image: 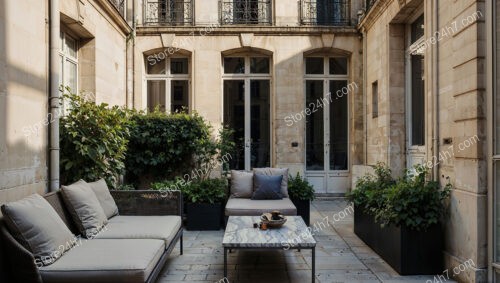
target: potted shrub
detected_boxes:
[183,178,228,230]
[347,163,451,275]
[288,173,315,226]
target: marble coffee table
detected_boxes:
[222,216,316,282]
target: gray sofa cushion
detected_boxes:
[253,167,289,197]
[225,197,297,216]
[61,180,108,238]
[94,215,181,247]
[87,179,119,219]
[251,174,283,200]
[39,239,164,283]
[1,194,76,266]
[230,170,253,198]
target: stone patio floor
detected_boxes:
[158,199,450,283]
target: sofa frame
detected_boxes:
[0,190,183,283]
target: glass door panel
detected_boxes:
[170,80,189,112]
[329,80,348,170]
[147,80,166,112]
[306,80,324,170]
[250,80,270,168]
[224,80,245,170]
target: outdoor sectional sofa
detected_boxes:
[0,182,183,283]
[225,168,297,217]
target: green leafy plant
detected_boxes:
[125,110,213,187]
[182,178,228,204]
[375,165,451,230]
[346,162,395,214]
[347,163,451,231]
[60,90,131,188]
[288,173,315,201]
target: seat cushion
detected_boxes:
[94,216,181,247]
[88,179,119,219]
[1,194,76,266]
[39,239,165,283]
[225,197,297,216]
[61,180,108,238]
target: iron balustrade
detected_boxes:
[144,0,193,25]
[366,0,377,13]
[109,0,126,17]
[219,0,272,25]
[300,0,351,26]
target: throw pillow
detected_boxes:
[252,174,283,200]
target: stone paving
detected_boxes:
[158,199,450,283]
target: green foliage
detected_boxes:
[288,173,315,201]
[181,178,228,204]
[346,162,395,213]
[347,163,451,231]
[125,110,213,184]
[60,91,131,188]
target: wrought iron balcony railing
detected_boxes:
[366,0,377,13]
[219,0,272,25]
[144,0,193,25]
[109,0,126,17]
[300,0,351,26]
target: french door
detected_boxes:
[305,79,349,194]
[223,55,272,171]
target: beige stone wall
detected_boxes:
[360,0,487,281]
[135,13,363,180]
[0,0,49,205]
[0,0,129,207]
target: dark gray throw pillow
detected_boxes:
[252,174,283,200]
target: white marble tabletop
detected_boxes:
[222,216,316,248]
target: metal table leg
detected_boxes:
[224,247,228,279]
[312,247,315,283]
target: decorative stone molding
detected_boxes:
[321,34,335,48]
[161,34,176,48]
[239,33,254,47]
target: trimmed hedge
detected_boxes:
[125,111,213,187]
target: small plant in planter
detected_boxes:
[347,163,452,275]
[288,173,315,226]
[182,178,228,230]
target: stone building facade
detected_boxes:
[1,0,498,281]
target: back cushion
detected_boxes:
[61,180,108,238]
[1,194,76,266]
[230,170,253,198]
[253,167,289,197]
[88,179,119,219]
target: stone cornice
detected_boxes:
[357,0,393,32]
[136,26,360,36]
[94,0,132,35]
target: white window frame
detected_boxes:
[144,55,191,113]
[59,31,79,114]
[222,55,272,170]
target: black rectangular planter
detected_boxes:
[291,199,310,226]
[186,203,222,231]
[354,206,443,275]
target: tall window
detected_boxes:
[220,0,272,25]
[409,15,425,146]
[223,55,271,170]
[304,56,349,171]
[59,31,78,112]
[144,55,190,112]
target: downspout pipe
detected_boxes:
[49,0,61,191]
[432,0,440,181]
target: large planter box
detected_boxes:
[354,206,443,275]
[186,203,222,231]
[291,199,310,226]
